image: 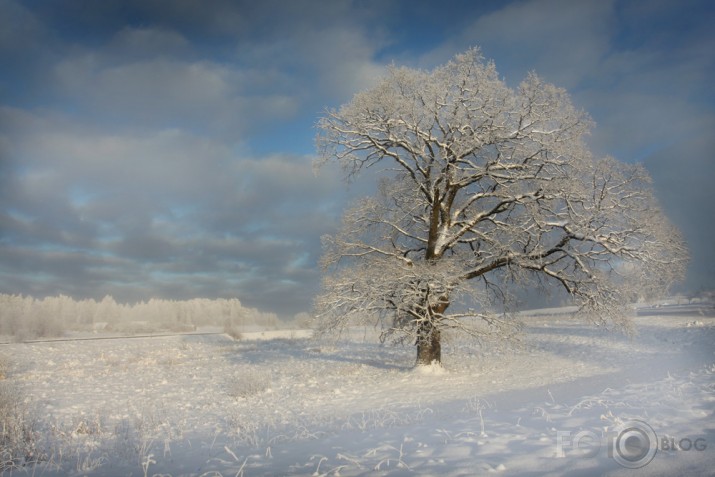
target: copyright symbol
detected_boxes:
[613,420,658,468]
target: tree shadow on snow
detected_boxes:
[188,333,414,371]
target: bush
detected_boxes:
[0,354,7,380]
[0,382,39,470]
[226,371,268,399]
[223,323,243,340]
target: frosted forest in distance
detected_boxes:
[0,294,291,342]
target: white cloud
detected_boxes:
[53,53,301,136]
[0,106,349,314]
[0,0,44,52]
[3,0,713,311]
[43,1,388,135]
[291,26,387,99]
[418,0,615,89]
[234,16,388,103]
[109,26,190,57]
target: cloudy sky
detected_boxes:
[1,0,713,318]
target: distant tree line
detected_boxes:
[0,294,280,341]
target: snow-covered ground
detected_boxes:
[2,309,714,476]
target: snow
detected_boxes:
[413,361,447,376]
[2,308,714,476]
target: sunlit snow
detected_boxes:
[1,303,714,476]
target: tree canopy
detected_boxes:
[314,48,688,365]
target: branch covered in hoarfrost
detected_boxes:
[313,47,688,358]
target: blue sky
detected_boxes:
[1,0,713,318]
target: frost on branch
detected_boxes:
[313,47,688,365]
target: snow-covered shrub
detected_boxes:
[290,312,313,329]
[223,323,243,340]
[227,370,268,399]
[0,354,8,380]
[0,382,39,470]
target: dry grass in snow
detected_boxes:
[0,309,713,476]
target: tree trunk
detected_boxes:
[415,301,447,366]
[416,323,441,366]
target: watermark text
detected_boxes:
[555,420,707,469]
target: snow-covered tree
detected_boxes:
[314,48,688,366]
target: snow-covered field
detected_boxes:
[2,308,714,476]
